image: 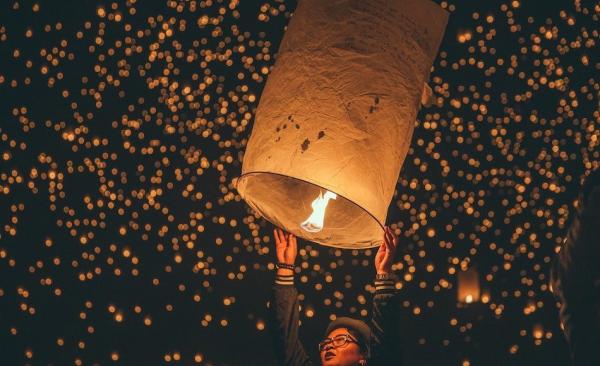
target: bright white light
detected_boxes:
[465,294,473,304]
[300,190,337,233]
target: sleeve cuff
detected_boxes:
[374,273,398,293]
[275,274,294,286]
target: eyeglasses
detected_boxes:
[318,334,358,352]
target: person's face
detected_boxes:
[319,327,364,366]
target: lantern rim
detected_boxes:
[234,170,386,249]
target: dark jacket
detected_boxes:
[550,171,600,366]
[268,272,402,366]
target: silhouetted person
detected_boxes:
[550,169,600,366]
[268,227,402,366]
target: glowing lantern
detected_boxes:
[533,324,544,341]
[234,0,448,248]
[457,268,480,304]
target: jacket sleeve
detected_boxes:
[369,274,403,365]
[267,272,313,366]
[550,182,600,366]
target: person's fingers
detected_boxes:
[278,230,286,247]
[283,232,290,251]
[384,230,392,252]
[383,232,394,268]
[383,248,390,264]
[385,226,392,241]
[374,250,381,268]
[277,228,286,246]
[384,229,392,246]
[276,229,287,251]
[377,241,386,262]
[274,229,285,262]
[388,228,398,251]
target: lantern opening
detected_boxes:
[300,190,337,233]
[234,172,384,249]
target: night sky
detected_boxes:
[0,0,598,365]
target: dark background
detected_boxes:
[0,0,597,365]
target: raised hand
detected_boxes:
[273,228,297,276]
[375,226,398,275]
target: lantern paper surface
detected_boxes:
[234,0,449,248]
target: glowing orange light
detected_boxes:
[300,190,337,233]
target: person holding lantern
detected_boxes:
[550,169,600,366]
[267,227,402,366]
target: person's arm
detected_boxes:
[369,227,403,365]
[267,229,313,366]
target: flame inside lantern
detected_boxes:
[300,190,337,233]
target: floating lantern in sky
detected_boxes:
[458,268,481,304]
[234,0,448,248]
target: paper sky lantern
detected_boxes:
[234,0,448,248]
[457,268,481,304]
